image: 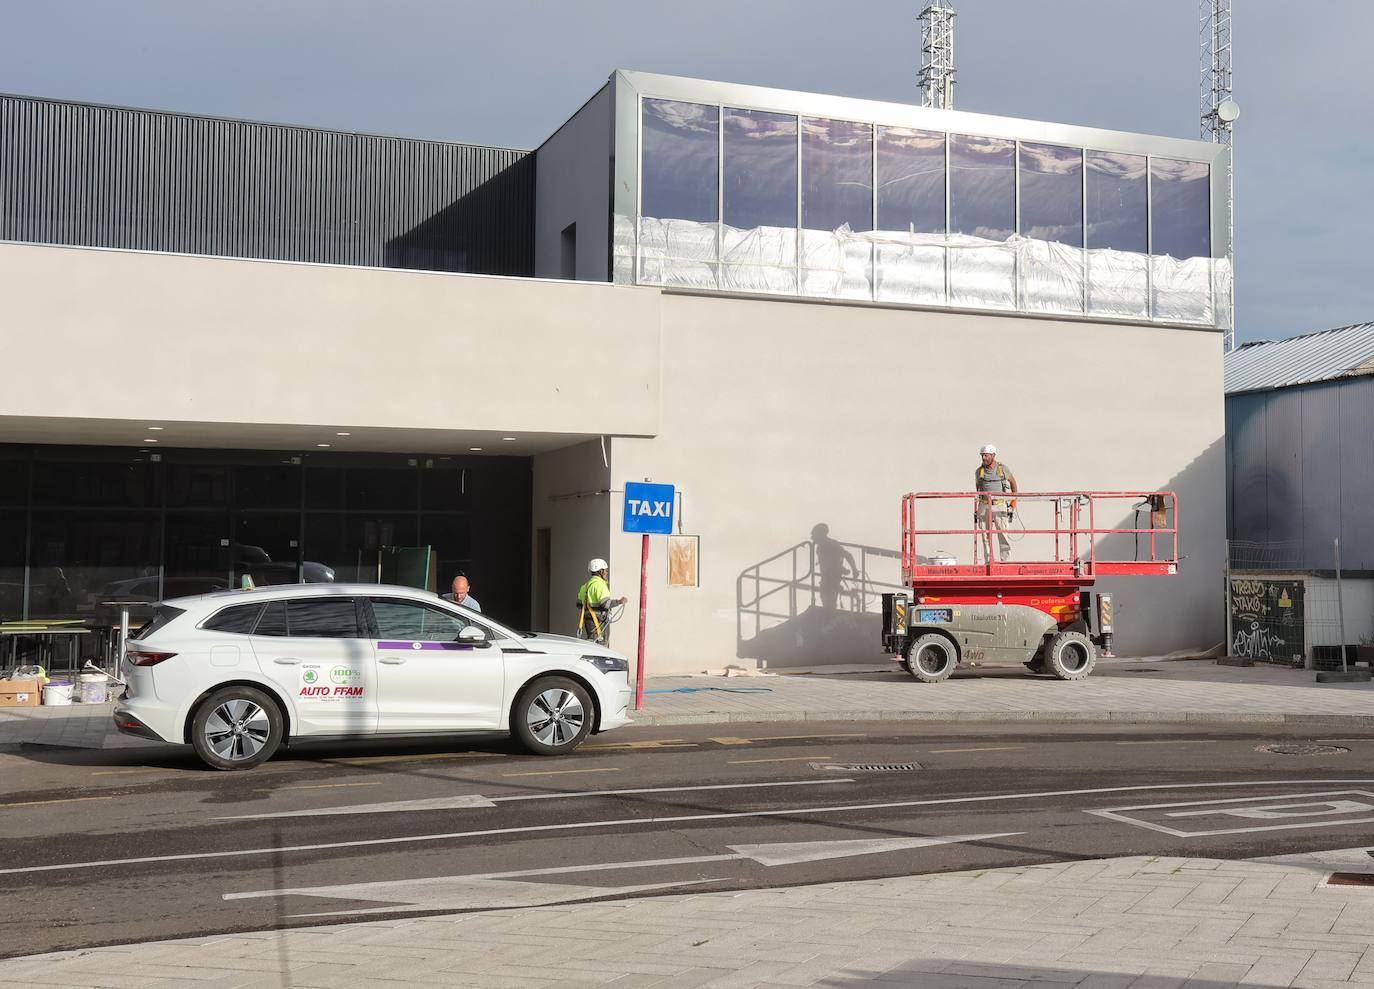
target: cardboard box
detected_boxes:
[0,678,41,708]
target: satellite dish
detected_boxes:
[1217,98,1240,123]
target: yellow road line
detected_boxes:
[1,795,114,809]
[583,740,696,750]
[261,781,386,791]
[1115,740,1217,746]
[91,768,177,776]
[926,746,1025,754]
[336,752,491,766]
[729,755,831,765]
[501,767,622,778]
[714,733,866,745]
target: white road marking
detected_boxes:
[12,779,1374,877]
[216,778,856,821]
[0,795,113,809]
[224,832,1018,913]
[264,782,386,792]
[501,767,621,778]
[927,746,1024,754]
[1114,740,1217,746]
[1087,790,1374,837]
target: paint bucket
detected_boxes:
[42,680,74,706]
[78,673,108,704]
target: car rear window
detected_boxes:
[133,605,185,640]
[201,603,265,635]
[253,598,360,638]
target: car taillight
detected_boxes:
[126,649,177,667]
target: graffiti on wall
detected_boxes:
[1228,577,1304,665]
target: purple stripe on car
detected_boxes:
[377,641,470,651]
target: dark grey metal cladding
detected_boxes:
[0,94,534,276]
[1226,374,1374,572]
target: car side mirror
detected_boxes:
[457,626,489,647]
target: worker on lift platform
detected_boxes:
[975,444,1018,563]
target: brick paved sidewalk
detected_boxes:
[3,846,1373,987]
[2,660,1372,751]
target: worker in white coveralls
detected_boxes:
[577,558,627,645]
[975,444,1018,563]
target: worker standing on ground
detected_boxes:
[577,558,627,645]
[974,444,1018,563]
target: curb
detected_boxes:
[633,710,1374,729]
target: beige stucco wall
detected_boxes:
[606,293,1226,672]
[0,242,659,441]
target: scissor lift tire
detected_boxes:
[1044,629,1096,680]
[906,632,959,683]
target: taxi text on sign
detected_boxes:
[623,482,675,535]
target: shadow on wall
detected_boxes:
[1086,436,1226,655]
[383,157,535,277]
[736,523,906,670]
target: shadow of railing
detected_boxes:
[736,536,905,669]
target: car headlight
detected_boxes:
[582,655,628,673]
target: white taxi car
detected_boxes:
[112,584,632,770]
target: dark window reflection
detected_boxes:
[255,599,288,636]
[285,598,360,638]
[802,117,872,233]
[421,466,472,510]
[167,464,230,508]
[950,134,1014,241]
[642,99,718,223]
[0,508,27,618]
[235,513,304,586]
[305,466,345,509]
[1150,158,1210,259]
[876,126,945,234]
[346,468,418,511]
[723,109,797,230]
[164,513,230,588]
[32,458,158,508]
[0,455,29,506]
[1019,143,1082,246]
[29,510,161,618]
[202,602,265,634]
[1086,151,1147,253]
[236,465,301,510]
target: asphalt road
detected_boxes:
[3,721,1374,958]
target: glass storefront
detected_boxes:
[0,446,532,652]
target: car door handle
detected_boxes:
[379,657,407,665]
[273,658,300,666]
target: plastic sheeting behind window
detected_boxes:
[623,211,1222,329]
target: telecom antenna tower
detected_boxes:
[918,3,956,109]
[1201,0,1238,351]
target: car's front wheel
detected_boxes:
[513,676,594,755]
[190,686,284,770]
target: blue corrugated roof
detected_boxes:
[1224,321,1374,395]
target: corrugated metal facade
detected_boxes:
[1225,374,1374,571]
[0,93,533,276]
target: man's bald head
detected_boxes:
[451,575,471,602]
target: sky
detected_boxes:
[2,0,1370,343]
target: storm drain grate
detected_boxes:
[1256,743,1350,756]
[1327,873,1374,888]
[811,762,921,772]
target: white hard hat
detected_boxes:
[980,444,997,455]
[588,558,609,573]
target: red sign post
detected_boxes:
[622,481,675,712]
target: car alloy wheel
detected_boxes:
[203,698,271,762]
[527,687,586,748]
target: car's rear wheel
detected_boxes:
[190,686,283,770]
[513,676,593,755]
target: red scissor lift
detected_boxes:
[881,491,1179,681]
